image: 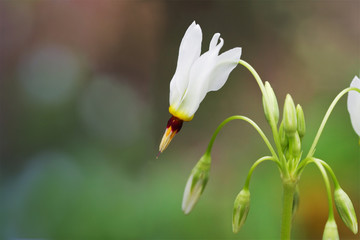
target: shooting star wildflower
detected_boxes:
[159,21,242,153]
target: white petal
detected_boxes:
[182,174,193,213]
[207,47,242,92]
[349,112,360,137]
[209,33,220,50]
[169,21,202,107]
[174,36,224,117]
[176,38,241,117]
[347,76,360,136]
[348,76,360,113]
[182,174,203,214]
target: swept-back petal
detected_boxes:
[173,36,224,117]
[209,33,220,50]
[170,21,202,107]
[207,47,242,92]
[347,76,360,136]
[176,38,240,117]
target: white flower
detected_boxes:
[159,21,241,153]
[169,21,242,121]
[347,76,360,137]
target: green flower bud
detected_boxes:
[263,81,279,124]
[296,104,306,138]
[283,94,297,137]
[334,188,358,234]
[289,131,301,158]
[232,189,250,233]
[279,121,288,151]
[182,153,211,215]
[322,219,339,240]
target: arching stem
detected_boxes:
[238,60,287,177]
[312,158,335,221]
[243,156,277,190]
[306,87,360,159]
[205,115,278,162]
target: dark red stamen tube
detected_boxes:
[167,115,184,133]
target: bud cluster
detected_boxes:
[262,85,306,161]
[280,94,306,160]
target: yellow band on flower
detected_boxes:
[169,105,194,121]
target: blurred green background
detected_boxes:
[0,1,359,239]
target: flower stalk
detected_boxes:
[280,179,297,240]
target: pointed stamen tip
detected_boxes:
[158,115,184,156]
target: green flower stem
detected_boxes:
[244,156,277,190]
[315,158,340,189]
[238,60,267,97]
[306,87,360,159]
[205,116,278,161]
[238,60,287,176]
[280,179,296,240]
[312,158,335,220]
[295,157,311,176]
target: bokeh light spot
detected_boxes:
[18,45,83,105]
[79,75,143,145]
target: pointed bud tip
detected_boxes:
[181,156,211,215]
[232,189,250,233]
[263,81,279,124]
[182,175,204,215]
[283,94,297,137]
[296,104,306,138]
[182,207,191,215]
[334,188,358,234]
